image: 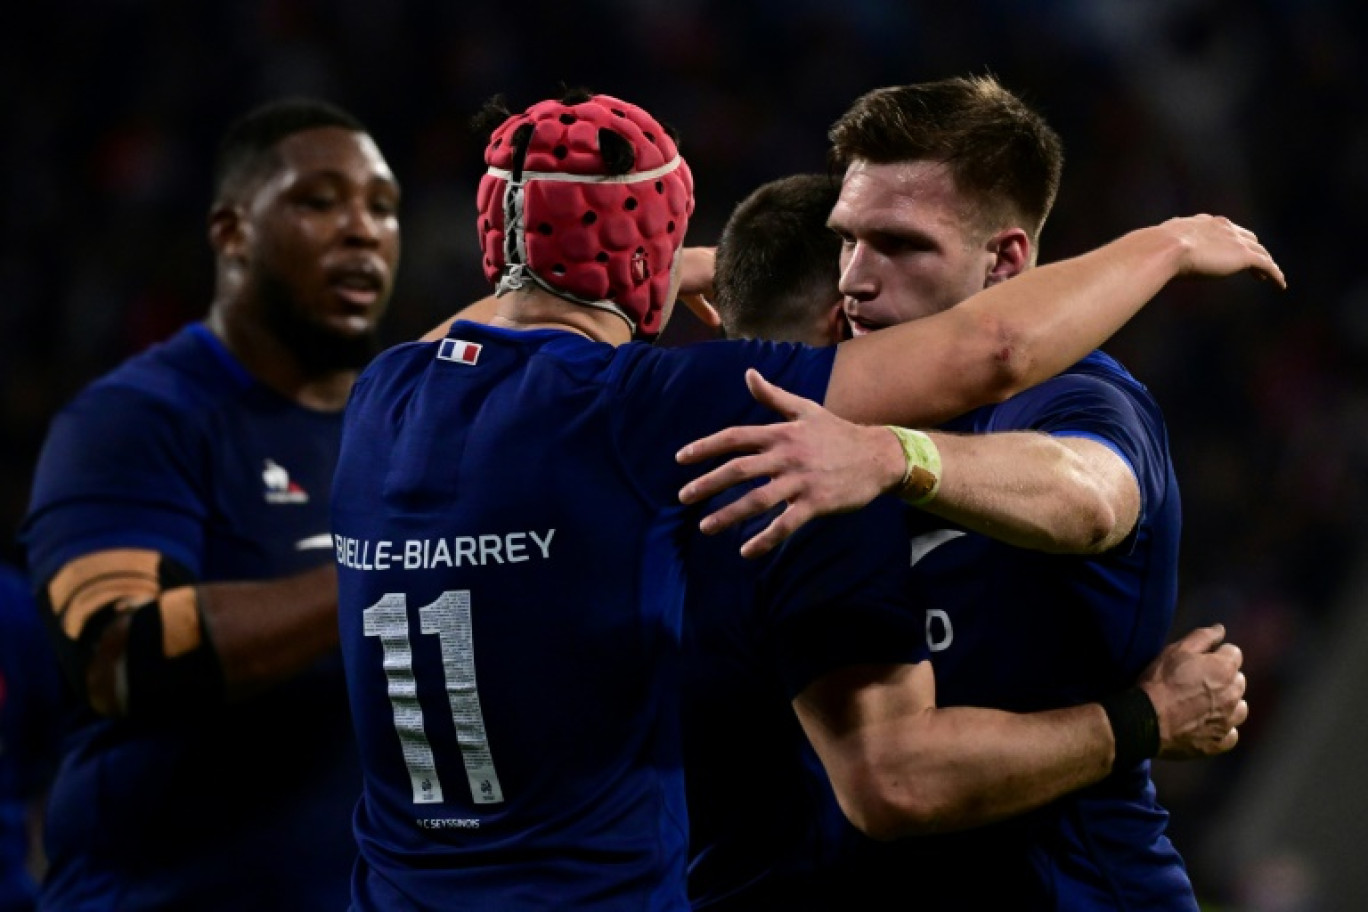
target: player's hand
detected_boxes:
[677,369,905,558]
[1161,215,1287,289]
[1139,623,1248,759]
[675,246,720,330]
[679,246,716,298]
[680,293,721,330]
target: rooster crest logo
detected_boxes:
[262,459,309,504]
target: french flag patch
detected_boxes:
[438,338,482,365]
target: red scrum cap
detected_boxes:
[476,93,695,338]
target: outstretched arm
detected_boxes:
[797,624,1247,840]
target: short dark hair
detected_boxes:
[714,173,842,341]
[828,75,1063,245]
[213,97,367,203]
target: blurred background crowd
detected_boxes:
[2,1,1363,908]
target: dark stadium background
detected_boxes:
[3,2,1363,908]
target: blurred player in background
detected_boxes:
[20,97,400,910]
[682,75,1270,910]
[0,563,63,912]
[332,87,1277,910]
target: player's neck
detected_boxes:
[490,288,632,345]
[205,309,356,411]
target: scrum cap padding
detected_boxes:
[477,94,695,337]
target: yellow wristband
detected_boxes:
[885,426,942,505]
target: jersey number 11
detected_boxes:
[364,591,506,806]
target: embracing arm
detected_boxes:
[42,548,338,718]
[796,625,1247,840]
[796,662,1111,839]
[825,216,1283,426]
[919,432,1138,553]
[681,373,1138,557]
[680,216,1280,557]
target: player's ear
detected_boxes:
[984,228,1031,287]
[820,300,848,346]
[208,204,249,264]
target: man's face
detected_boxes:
[829,159,993,335]
[241,126,401,369]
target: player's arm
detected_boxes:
[40,548,338,718]
[679,216,1279,555]
[824,215,1283,426]
[917,432,1137,553]
[681,372,1138,557]
[795,625,1247,840]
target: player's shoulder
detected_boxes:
[947,350,1164,439]
[1067,352,1168,425]
[352,326,622,411]
[416,326,693,399]
[608,337,831,401]
[1021,350,1159,409]
[353,338,436,389]
[74,323,249,419]
[1069,350,1144,388]
[632,336,809,368]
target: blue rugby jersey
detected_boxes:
[332,321,836,911]
[682,492,925,911]
[872,350,1192,911]
[21,323,361,911]
[0,564,64,912]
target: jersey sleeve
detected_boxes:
[608,338,838,508]
[755,496,927,698]
[21,383,209,584]
[978,372,1170,528]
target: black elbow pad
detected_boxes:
[39,596,118,703]
[39,556,223,718]
[122,596,225,717]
